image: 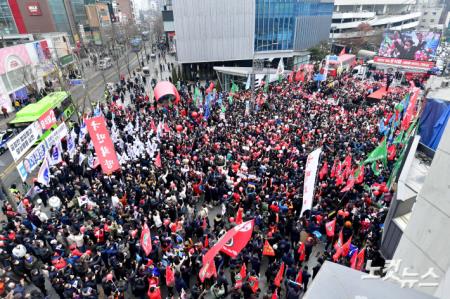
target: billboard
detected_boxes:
[378,31,441,62]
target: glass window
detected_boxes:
[0,0,17,34]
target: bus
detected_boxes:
[8,91,75,128]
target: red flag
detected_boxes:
[334,230,343,252]
[198,260,217,282]
[343,155,352,178]
[330,159,337,178]
[342,236,353,257]
[140,223,152,256]
[166,266,175,287]
[248,275,259,293]
[401,89,419,130]
[356,164,365,184]
[325,219,336,237]
[388,144,396,161]
[298,242,306,262]
[234,263,247,288]
[339,47,346,56]
[288,71,294,83]
[271,289,278,299]
[263,240,276,256]
[235,207,244,225]
[319,161,328,180]
[274,262,285,287]
[299,71,305,82]
[295,269,303,285]
[154,152,162,168]
[333,247,342,261]
[335,172,344,186]
[295,70,302,82]
[355,247,366,271]
[203,220,254,264]
[150,119,157,133]
[204,234,209,248]
[350,249,358,269]
[340,171,355,193]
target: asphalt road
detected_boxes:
[0,45,157,195]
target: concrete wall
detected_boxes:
[392,121,450,297]
[173,0,255,63]
[16,0,56,33]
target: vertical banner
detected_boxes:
[300,148,322,216]
[38,109,57,130]
[85,116,120,174]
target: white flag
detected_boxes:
[37,157,50,186]
[49,142,62,166]
[276,58,284,77]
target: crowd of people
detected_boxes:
[0,54,417,299]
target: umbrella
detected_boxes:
[48,196,61,209]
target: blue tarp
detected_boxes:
[418,98,450,150]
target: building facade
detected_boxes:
[0,0,18,34]
[173,0,333,79]
[330,0,421,41]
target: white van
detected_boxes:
[98,57,112,70]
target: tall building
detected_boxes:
[418,0,447,30]
[330,0,421,42]
[173,0,334,79]
[116,0,135,23]
[3,0,85,44]
[0,0,18,34]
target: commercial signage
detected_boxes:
[16,122,68,181]
[7,121,42,162]
[38,109,57,130]
[300,147,322,216]
[26,2,42,16]
[59,54,74,66]
[85,116,120,174]
[374,56,435,69]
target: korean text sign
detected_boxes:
[16,122,68,181]
[38,109,57,130]
[7,121,42,161]
[85,116,120,174]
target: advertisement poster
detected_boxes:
[378,30,441,61]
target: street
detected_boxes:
[0,45,174,196]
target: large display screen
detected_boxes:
[378,31,441,62]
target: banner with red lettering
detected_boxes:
[300,148,322,216]
[202,220,254,264]
[374,56,435,69]
[85,116,120,174]
[38,109,57,130]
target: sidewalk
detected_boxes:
[0,111,16,131]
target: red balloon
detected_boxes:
[229,217,235,223]
[192,111,198,118]
[321,183,327,188]
[176,125,183,132]
[163,219,170,226]
[23,198,30,206]
[193,156,198,161]
[373,190,380,196]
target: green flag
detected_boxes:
[230,81,239,93]
[221,104,226,113]
[228,95,233,105]
[264,82,269,93]
[371,162,381,176]
[364,139,387,166]
[194,87,201,106]
[393,131,404,144]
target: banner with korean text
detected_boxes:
[85,116,120,174]
[300,147,322,216]
[7,121,42,161]
[16,122,67,181]
[38,109,57,130]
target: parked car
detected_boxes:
[0,129,14,155]
[98,57,113,70]
[142,66,151,76]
